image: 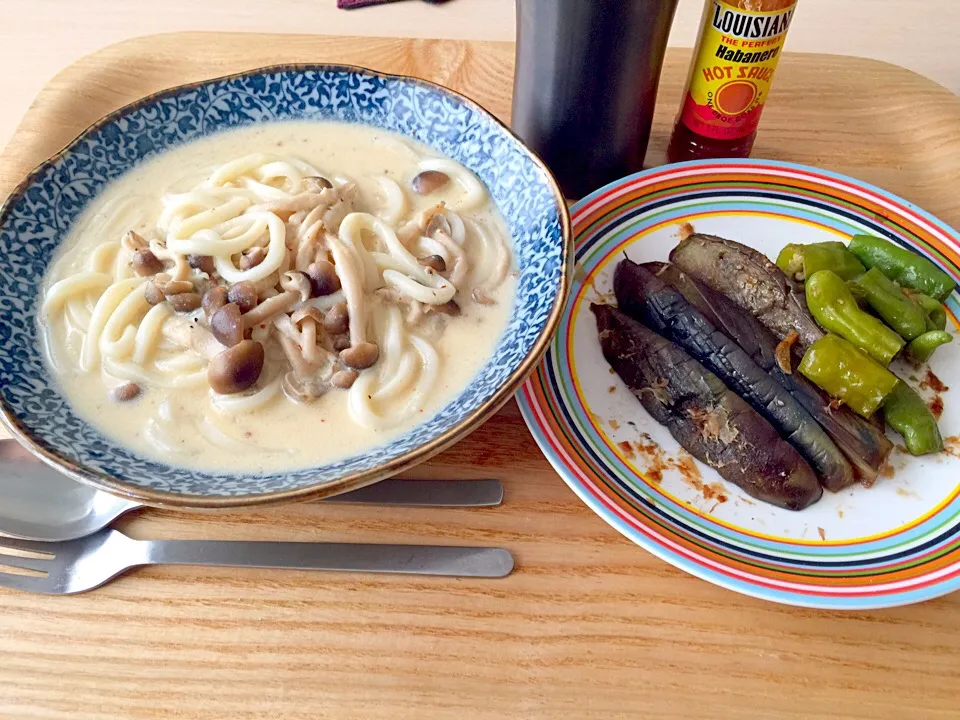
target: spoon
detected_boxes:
[0,439,503,542]
[0,440,139,542]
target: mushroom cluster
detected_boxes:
[112,161,487,410]
[118,175,389,403]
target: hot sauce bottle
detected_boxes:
[667,0,798,163]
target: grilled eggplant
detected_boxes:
[670,233,824,348]
[614,259,855,492]
[647,261,893,483]
[592,303,822,510]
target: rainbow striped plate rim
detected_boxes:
[517,159,960,609]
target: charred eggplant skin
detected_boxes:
[614,259,855,492]
[670,233,824,348]
[592,303,822,511]
[646,261,893,482]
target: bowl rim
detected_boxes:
[0,61,573,509]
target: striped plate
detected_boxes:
[518,159,960,609]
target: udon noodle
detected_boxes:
[40,122,516,471]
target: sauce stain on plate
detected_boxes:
[921,369,950,394]
[944,436,960,459]
[676,222,696,241]
[629,433,726,505]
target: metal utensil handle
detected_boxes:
[327,479,503,507]
[144,540,514,577]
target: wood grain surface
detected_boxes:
[2,33,960,720]
[2,0,959,151]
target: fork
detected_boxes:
[0,530,515,594]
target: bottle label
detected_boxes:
[679,0,797,140]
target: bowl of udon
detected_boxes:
[0,64,571,507]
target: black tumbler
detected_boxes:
[511,0,680,199]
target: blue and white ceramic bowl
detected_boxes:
[0,65,572,508]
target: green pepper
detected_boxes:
[776,242,866,281]
[799,334,899,418]
[850,268,928,340]
[909,291,948,331]
[776,244,805,279]
[806,270,905,365]
[883,381,943,455]
[906,330,953,364]
[848,234,957,302]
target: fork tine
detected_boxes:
[0,535,57,575]
[0,553,53,573]
[0,571,52,594]
[0,534,59,554]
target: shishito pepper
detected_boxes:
[799,334,899,418]
[906,330,953,364]
[776,244,804,278]
[806,270,905,365]
[850,268,928,340]
[909,290,948,331]
[776,242,866,282]
[848,234,957,302]
[883,381,943,456]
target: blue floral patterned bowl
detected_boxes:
[0,65,571,508]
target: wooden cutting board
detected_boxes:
[2,33,960,720]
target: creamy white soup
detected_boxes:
[40,121,516,472]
